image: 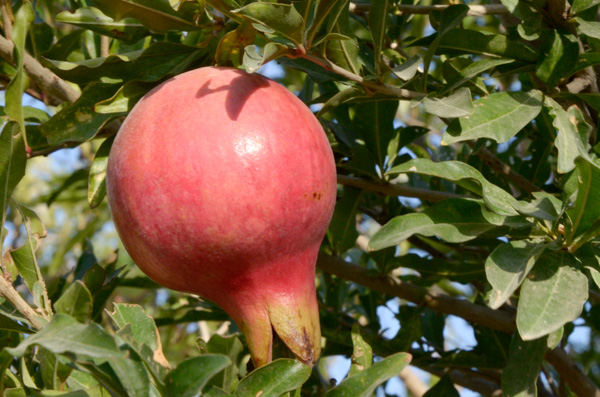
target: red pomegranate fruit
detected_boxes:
[106,67,337,367]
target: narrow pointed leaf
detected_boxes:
[326,353,411,397]
[56,7,150,43]
[0,122,26,244]
[88,136,115,208]
[328,187,362,254]
[94,0,203,32]
[545,97,591,174]
[369,198,530,250]
[422,5,469,87]
[368,0,389,74]
[566,158,600,242]
[5,3,35,141]
[387,159,519,216]
[348,324,373,377]
[411,30,538,62]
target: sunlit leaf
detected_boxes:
[516,251,588,340]
[442,91,543,145]
[326,353,411,397]
[57,7,150,43]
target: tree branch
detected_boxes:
[301,53,424,100]
[337,175,464,202]
[349,2,510,16]
[467,142,542,193]
[0,274,42,331]
[0,33,80,104]
[316,253,600,397]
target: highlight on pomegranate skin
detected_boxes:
[106,67,337,368]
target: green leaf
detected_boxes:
[348,324,373,377]
[0,312,33,333]
[108,331,152,397]
[234,359,311,397]
[40,83,122,146]
[369,198,530,250]
[368,0,389,74]
[56,7,150,43]
[215,20,256,67]
[423,374,459,397]
[500,0,519,13]
[205,334,244,392]
[54,280,93,323]
[39,348,73,390]
[485,240,547,310]
[5,2,34,144]
[109,303,170,370]
[88,136,115,208]
[422,5,469,89]
[95,80,158,114]
[574,17,600,40]
[316,87,369,117]
[0,122,26,245]
[326,353,411,397]
[388,158,520,216]
[571,0,600,14]
[423,88,474,118]
[355,100,399,171]
[411,30,538,63]
[516,251,588,340]
[387,254,485,283]
[566,158,600,243]
[545,97,591,174]
[242,43,290,73]
[392,55,421,81]
[94,0,204,33]
[6,314,124,360]
[10,203,48,311]
[234,3,304,46]
[44,42,204,84]
[517,3,541,41]
[205,387,233,397]
[328,187,362,254]
[535,31,578,87]
[501,334,547,397]
[440,58,514,95]
[166,354,231,397]
[442,91,543,145]
[108,303,163,353]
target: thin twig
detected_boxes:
[0,33,80,104]
[316,253,600,397]
[467,142,542,193]
[1,0,13,40]
[349,2,510,16]
[399,367,428,397]
[0,274,42,331]
[338,175,464,202]
[302,53,424,100]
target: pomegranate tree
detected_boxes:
[106,67,336,367]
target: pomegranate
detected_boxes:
[106,67,336,367]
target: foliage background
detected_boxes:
[1,0,600,395]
